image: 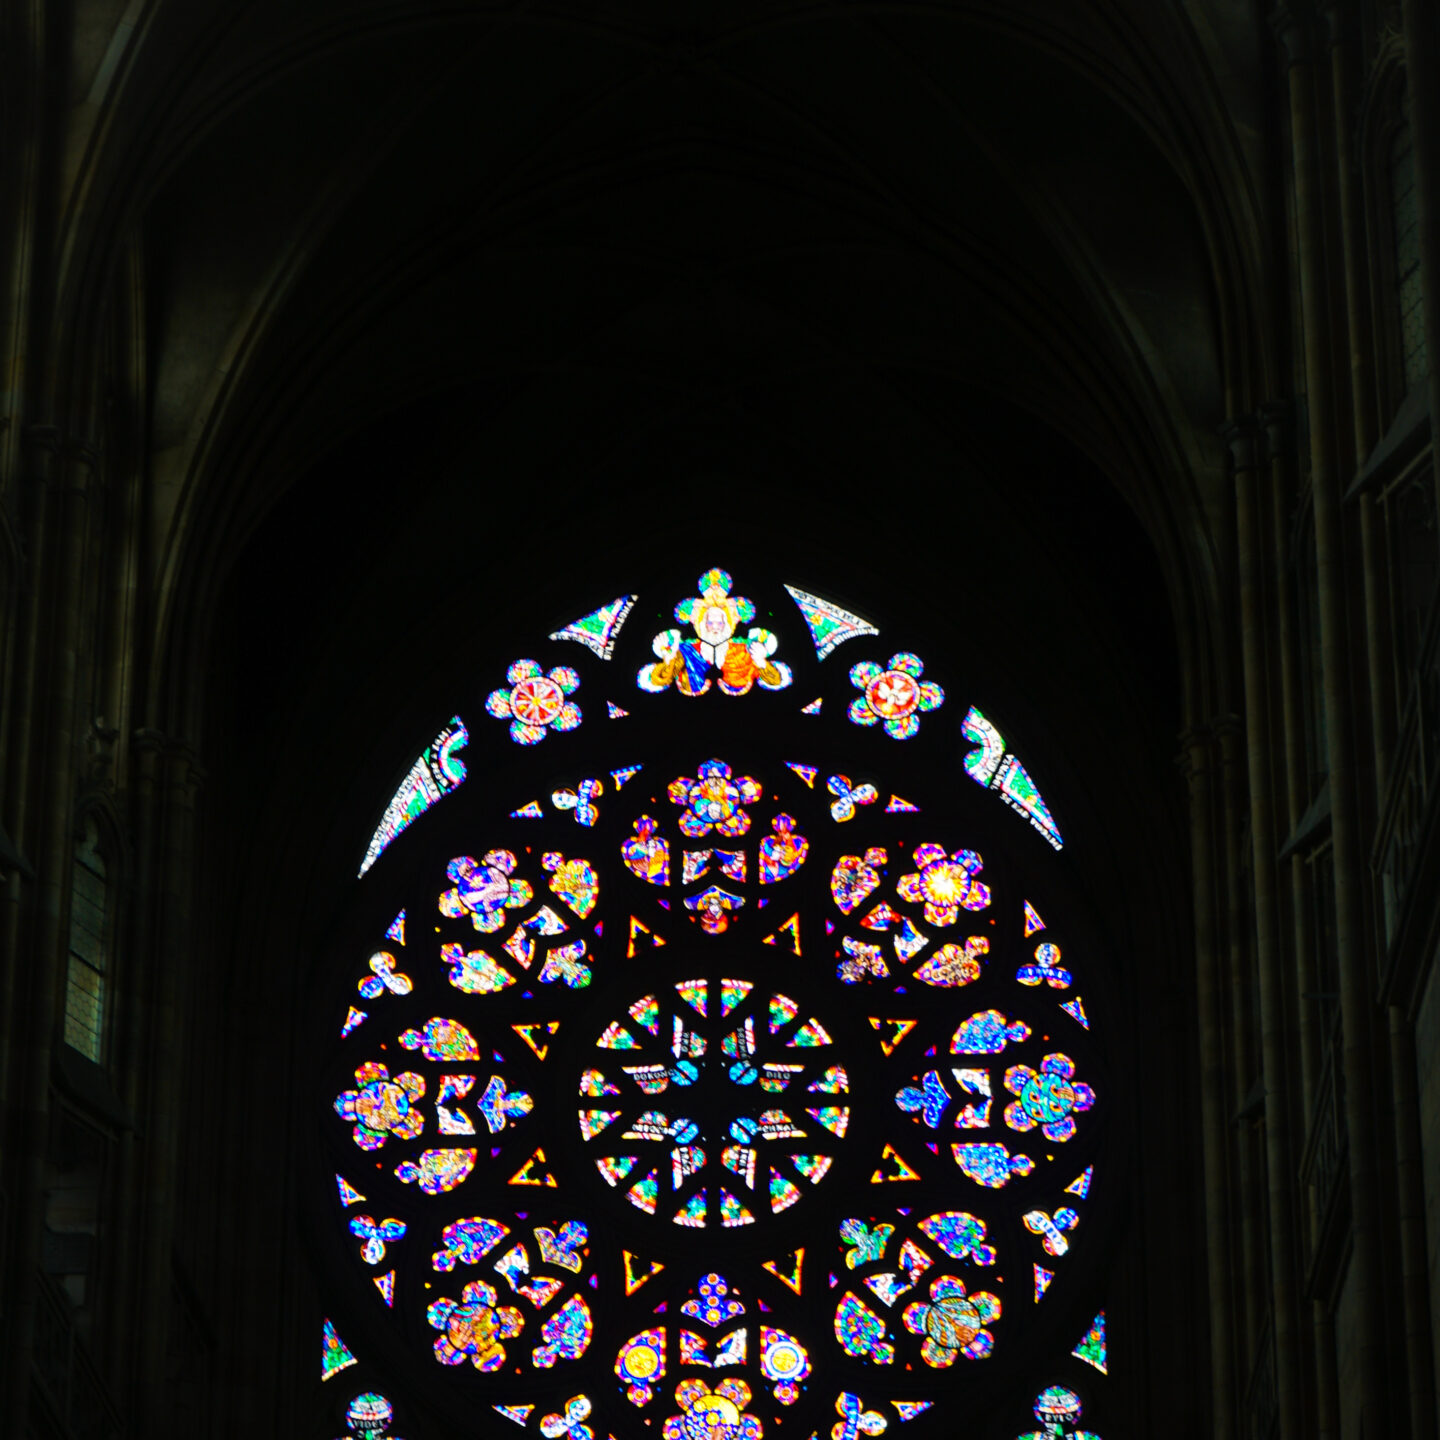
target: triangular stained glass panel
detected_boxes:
[512,1022,559,1061]
[597,1021,639,1050]
[754,1244,800,1301]
[762,1248,804,1294]
[628,916,666,958]
[719,1189,756,1227]
[769,995,799,1033]
[674,1191,707,1227]
[891,1402,933,1422]
[784,584,879,660]
[321,1318,357,1380]
[549,594,637,659]
[628,995,661,1034]
[579,1109,622,1141]
[868,1017,916,1056]
[787,1018,832,1048]
[870,1144,922,1183]
[1072,1311,1107,1373]
[769,1173,802,1213]
[624,1250,665,1295]
[510,1148,558,1187]
[720,979,753,1016]
[596,1156,637,1187]
[676,980,708,1017]
[761,913,801,955]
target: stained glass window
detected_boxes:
[318,573,1110,1437]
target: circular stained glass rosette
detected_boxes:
[320,576,1108,1439]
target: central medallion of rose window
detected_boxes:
[577,978,849,1227]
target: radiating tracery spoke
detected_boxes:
[579,980,849,1228]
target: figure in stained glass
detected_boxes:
[640,570,792,697]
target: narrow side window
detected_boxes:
[1390,106,1427,391]
[64,816,109,1063]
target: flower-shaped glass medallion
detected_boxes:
[488,659,582,744]
[847,653,944,738]
[902,1276,1002,1366]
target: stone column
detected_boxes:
[1399,0,1440,516]
[1324,1,1394,791]
[1394,5,1440,1424]
[1181,725,1238,1440]
[1224,414,1305,1438]
[134,738,203,1427]
[1387,1004,1439,1440]
[104,728,164,1406]
[1216,712,1264,1357]
[1263,399,1340,1439]
[1273,4,1391,1432]
[1261,403,1322,1114]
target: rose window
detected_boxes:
[316,573,1112,1440]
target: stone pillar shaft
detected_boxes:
[1387,1001,1439,1440]
[1399,0,1440,519]
[1219,714,1265,1356]
[1275,5,1392,1432]
[133,742,200,1425]
[1227,415,1306,1438]
[1262,405,1323,1116]
[1184,727,1238,1439]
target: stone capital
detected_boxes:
[1270,1,1320,67]
[1221,416,1264,473]
[21,425,100,495]
[1213,715,1247,766]
[1258,400,1292,462]
[1318,0,1349,49]
[1177,724,1218,780]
